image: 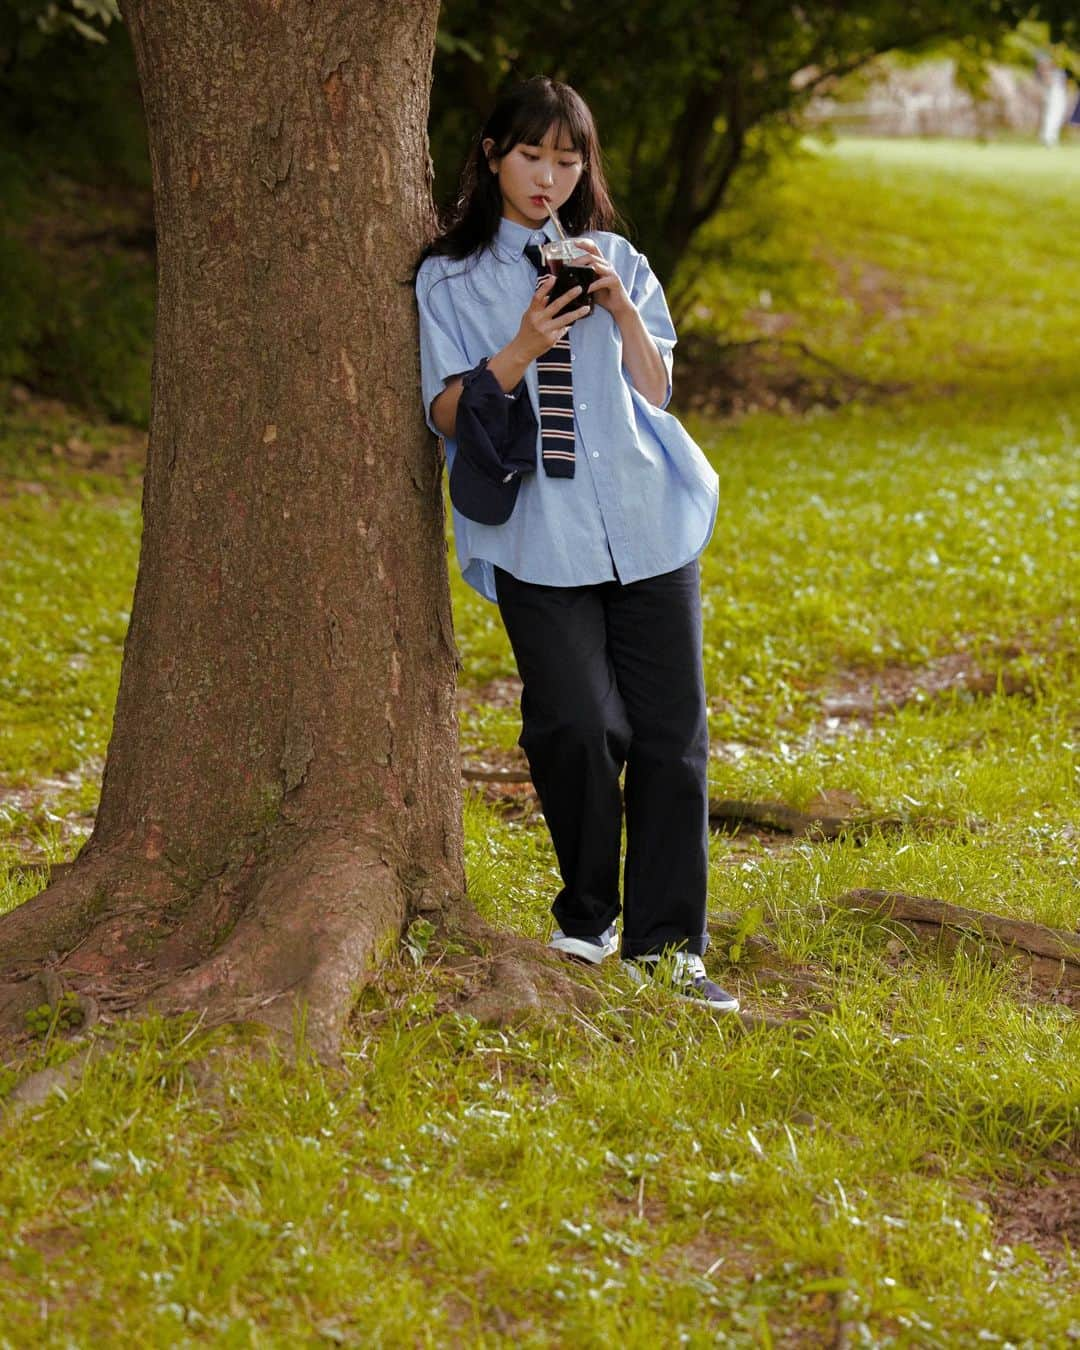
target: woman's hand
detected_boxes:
[571,240,631,317]
[511,275,591,363]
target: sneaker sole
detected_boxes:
[670,988,740,1013]
[548,935,619,964]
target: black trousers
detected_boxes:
[494,561,709,958]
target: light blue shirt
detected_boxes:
[416,216,718,602]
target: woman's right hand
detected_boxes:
[436,277,591,427]
[512,276,592,361]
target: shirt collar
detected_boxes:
[496,215,560,259]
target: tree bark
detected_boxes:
[0,0,463,1057]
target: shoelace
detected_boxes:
[673,953,707,982]
[638,952,707,982]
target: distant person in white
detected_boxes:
[1038,53,1069,147]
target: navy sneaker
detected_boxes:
[548,923,619,964]
[624,951,740,1012]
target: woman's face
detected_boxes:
[484,124,584,228]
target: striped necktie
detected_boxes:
[524,243,575,479]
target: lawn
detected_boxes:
[1,140,1078,1346]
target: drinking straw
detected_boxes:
[546,201,569,243]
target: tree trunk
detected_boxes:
[0,0,464,1058]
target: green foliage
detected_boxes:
[0,14,146,189]
[402,917,436,967]
[24,992,83,1039]
[0,226,46,386]
[432,1,1080,281]
[0,233,155,424]
[0,14,152,421]
[38,251,154,425]
[17,0,120,46]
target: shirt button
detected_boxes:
[578,402,587,411]
[592,451,600,458]
[570,354,577,362]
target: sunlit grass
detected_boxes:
[0,966,1075,1343]
[2,139,1079,1341]
[683,137,1080,394]
[0,405,140,783]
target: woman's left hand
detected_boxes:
[571,240,631,317]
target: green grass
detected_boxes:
[2,139,1080,1344]
[0,404,141,788]
[682,138,1080,393]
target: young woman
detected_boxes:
[416,77,737,1011]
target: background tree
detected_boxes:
[0,0,150,418]
[431,0,1080,290]
[4,2,1078,417]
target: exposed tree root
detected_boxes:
[833,888,1080,991]
[432,910,605,1027]
[461,766,532,785]
[0,839,622,1079]
[2,835,813,1091]
[139,834,412,1058]
[0,832,431,1064]
[0,846,187,973]
[462,776,905,844]
[3,1038,118,1120]
[708,797,902,841]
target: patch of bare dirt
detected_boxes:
[4,384,147,482]
[0,760,101,876]
[827,255,912,322]
[982,1164,1080,1269]
[819,649,1036,724]
[42,432,146,478]
[458,675,522,713]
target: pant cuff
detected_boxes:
[621,931,707,959]
[552,902,621,938]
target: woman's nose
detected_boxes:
[537,164,554,186]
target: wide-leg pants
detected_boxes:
[493,560,709,958]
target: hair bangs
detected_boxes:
[494,90,592,161]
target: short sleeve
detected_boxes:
[416,258,472,435]
[627,250,676,410]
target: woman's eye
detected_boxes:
[522,152,539,161]
[560,161,580,169]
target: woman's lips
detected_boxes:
[530,195,548,206]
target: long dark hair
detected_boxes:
[417,78,617,270]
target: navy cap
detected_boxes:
[450,361,537,526]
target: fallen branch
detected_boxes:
[708,799,900,841]
[712,335,898,392]
[462,767,532,784]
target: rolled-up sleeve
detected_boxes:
[627,250,676,410]
[416,258,472,435]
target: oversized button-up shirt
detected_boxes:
[416,216,718,602]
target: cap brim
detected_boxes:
[449,453,522,526]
